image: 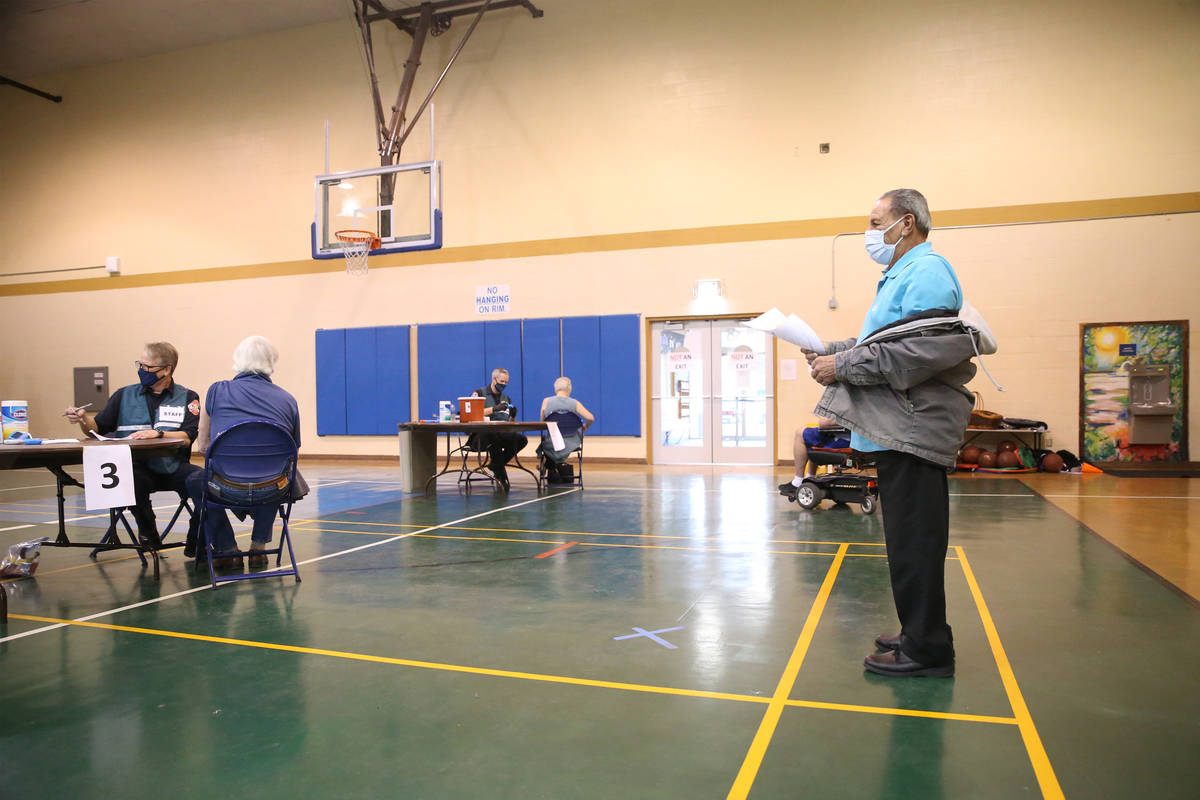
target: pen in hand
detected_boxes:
[63,403,93,416]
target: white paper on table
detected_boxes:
[744,308,826,353]
[40,438,81,444]
[89,430,115,440]
[545,421,566,452]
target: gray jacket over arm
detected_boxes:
[814,310,995,469]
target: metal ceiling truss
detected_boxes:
[351,0,544,166]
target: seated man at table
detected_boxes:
[538,376,594,482]
[471,367,526,491]
[64,342,210,549]
[187,335,301,569]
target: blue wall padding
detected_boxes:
[484,320,524,417]
[562,316,603,435]
[521,317,561,421]
[315,329,347,436]
[374,325,411,434]
[318,314,640,436]
[600,314,642,436]
[345,327,379,435]
[417,322,486,422]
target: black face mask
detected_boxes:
[494,383,507,393]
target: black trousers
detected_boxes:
[478,432,526,469]
[874,450,955,666]
[129,460,201,546]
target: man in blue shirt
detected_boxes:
[807,188,966,678]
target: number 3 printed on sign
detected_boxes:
[82,444,136,510]
[101,462,120,489]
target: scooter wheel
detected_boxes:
[860,494,877,515]
[797,482,824,510]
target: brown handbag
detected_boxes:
[969,391,1003,428]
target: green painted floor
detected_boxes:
[1,465,1197,799]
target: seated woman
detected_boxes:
[538,377,595,481]
[187,336,302,569]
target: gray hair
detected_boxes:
[491,367,510,381]
[232,335,279,375]
[554,376,572,394]
[880,188,932,236]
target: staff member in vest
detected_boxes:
[187,335,301,569]
[471,367,526,491]
[65,342,202,549]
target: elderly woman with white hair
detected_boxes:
[188,335,301,569]
[538,376,594,482]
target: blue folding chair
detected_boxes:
[538,410,585,488]
[197,420,301,588]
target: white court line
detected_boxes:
[0,483,61,492]
[0,488,582,644]
[1038,494,1199,500]
[0,524,36,533]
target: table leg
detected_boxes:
[47,465,82,545]
[399,429,439,493]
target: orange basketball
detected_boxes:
[997,440,1018,453]
[996,451,1020,468]
[1041,453,1065,472]
[977,450,997,468]
[960,445,981,464]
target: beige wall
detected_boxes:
[2,0,1198,460]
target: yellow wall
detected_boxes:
[2,0,1198,460]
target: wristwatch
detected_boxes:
[156,429,164,438]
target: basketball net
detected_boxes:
[335,230,380,276]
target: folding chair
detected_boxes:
[196,420,301,588]
[90,494,192,579]
[538,410,585,488]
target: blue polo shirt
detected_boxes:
[206,372,301,445]
[850,241,963,453]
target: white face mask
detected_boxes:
[863,216,906,266]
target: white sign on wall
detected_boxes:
[475,284,511,315]
[82,444,135,510]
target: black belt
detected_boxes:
[213,473,289,491]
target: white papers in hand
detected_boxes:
[545,421,566,452]
[744,308,826,353]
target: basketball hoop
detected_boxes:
[335,229,380,276]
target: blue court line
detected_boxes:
[614,626,685,649]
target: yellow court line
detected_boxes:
[8,612,765,705]
[7,611,1018,730]
[956,545,1064,799]
[296,517,884,548]
[783,698,1017,726]
[727,542,850,800]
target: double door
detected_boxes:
[650,318,774,465]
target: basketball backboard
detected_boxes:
[312,160,442,260]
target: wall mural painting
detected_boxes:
[1080,321,1189,463]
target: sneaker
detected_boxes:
[778,481,798,501]
[248,552,269,569]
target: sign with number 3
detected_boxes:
[82,444,136,510]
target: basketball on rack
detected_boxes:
[977,450,997,468]
[960,445,981,464]
[996,451,1020,468]
[997,440,1017,453]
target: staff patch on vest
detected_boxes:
[159,405,185,424]
[187,400,200,415]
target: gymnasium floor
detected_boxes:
[1,461,1197,799]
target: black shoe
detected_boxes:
[138,532,163,550]
[874,632,902,651]
[778,481,798,501]
[863,650,954,678]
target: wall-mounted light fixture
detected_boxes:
[691,278,728,314]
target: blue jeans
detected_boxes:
[187,471,287,553]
